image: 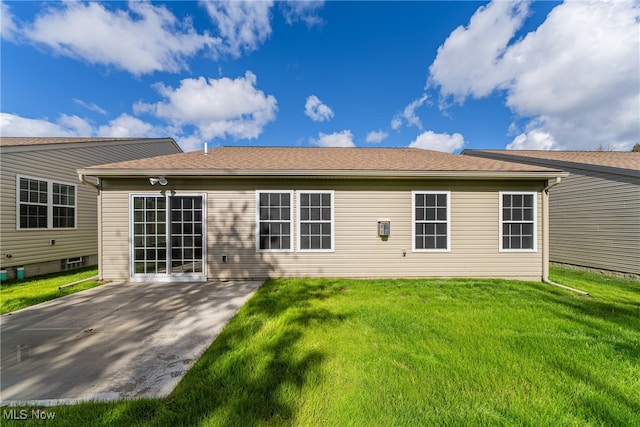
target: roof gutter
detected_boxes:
[77,169,568,180]
[78,173,99,190]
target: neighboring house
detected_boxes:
[0,137,183,279]
[78,146,566,283]
[463,150,640,277]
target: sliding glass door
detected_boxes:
[130,194,205,281]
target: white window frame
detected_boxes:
[16,174,77,230]
[411,191,451,252]
[297,190,335,252]
[255,190,294,252]
[499,191,537,252]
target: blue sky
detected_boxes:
[1,1,638,152]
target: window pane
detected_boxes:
[301,223,310,235]
[523,207,533,221]
[436,207,447,221]
[503,195,511,208]
[523,195,533,208]
[426,194,435,207]
[321,223,331,235]
[321,193,330,206]
[310,207,321,220]
[258,192,292,250]
[512,208,522,221]
[260,207,269,220]
[300,236,310,249]
[270,207,280,220]
[436,236,447,249]
[416,207,424,221]
[426,208,436,221]
[310,193,321,206]
[436,194,446,206]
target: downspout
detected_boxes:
[541,177,589,296]
[79,174,103,280]
[79,173,99,190]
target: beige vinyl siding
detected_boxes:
[0,140,180,271]
[99,178,544,281]
[549,170,640,275]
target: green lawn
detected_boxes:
[4,267,640,426]
[0,267,100,314]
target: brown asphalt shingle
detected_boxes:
[81,146,561,173]
[470,150,640,171]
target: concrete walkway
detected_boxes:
[0,280,263,406]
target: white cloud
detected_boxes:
[391,94,429,130]
[135,71,277,141]
[73,99,107,115]
[1,2,18,41]
[311,130,355,147]
[0,112,91,137]
[507,128,558,151]
[97,114,157,138]
[201,0,273,58]
[304,95,334,122]
[365,130,388,144]
[22,1,217,75]
[408,131,465,153]
[429,0,640,150]
[280,1,324,27]
[428,1,530,100]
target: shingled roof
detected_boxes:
[79,146,565,179]
[464,150,640,176]
[0,137,149,147]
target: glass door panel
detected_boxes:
[132,196,167,275]
[131,194,205,281]
[170,196,203,274]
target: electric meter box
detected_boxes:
[378,220,390,237]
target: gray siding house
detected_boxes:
[463,150,640,277]
[0,137,182,278]
[78,147,566,283]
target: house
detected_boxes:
[463,150,640,277]
[0,137,183,279]
[77,146,568,282]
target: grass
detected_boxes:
[0,267,101,314]
[3,267,639,426]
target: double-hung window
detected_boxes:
[17,175,76,229]
[412,191,450,251]
[298,191,334,251]
[500,192,536,251]
[256,191,293,251]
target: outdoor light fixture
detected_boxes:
[149,176,168,186]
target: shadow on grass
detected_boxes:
[150,278,347,426]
